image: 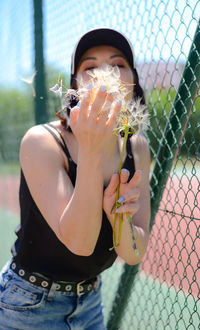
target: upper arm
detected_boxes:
[20,125,74,240]
[131,134,151,233]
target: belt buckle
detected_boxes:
[76,280,85,296]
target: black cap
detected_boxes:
[71,28,135,76]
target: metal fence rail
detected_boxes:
[0,1,199,329]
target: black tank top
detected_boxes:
[12,124,135,282]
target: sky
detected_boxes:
[0,0,199,87]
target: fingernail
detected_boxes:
[77,101,81,107]
[118,100,122,107]
[118,196,125,203]
[115,209,118,213]
[122,168,129,173]
[137,170,142,174]
[101,85,106,92]
[88,82,93,90]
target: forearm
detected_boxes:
[109,214,149,264]
[59,149,104,256]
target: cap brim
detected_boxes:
[71,28,134,75]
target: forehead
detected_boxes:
[80,45,126,60]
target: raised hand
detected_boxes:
[70,84,121,155]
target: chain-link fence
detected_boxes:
[0,0,199,329]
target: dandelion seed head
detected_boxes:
[50,64,149,135]
[76,64,130,103]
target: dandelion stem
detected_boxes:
[118,127,129,176]
[112,127,129,248]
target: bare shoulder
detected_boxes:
[21,124,52,149]
[131,133,150,152]
[130,133,151,169]
[20,124,63,169]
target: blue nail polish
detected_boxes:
[137,170,142,174]
[88,82,93,90]
[118,196,125,203]
[118,100,122,106]
[122,168,129,173]
[115,209,118,213]
[77,101,81,107]
[101,85,106,92]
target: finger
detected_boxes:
[96,106,109,125]
[106,99,122,129]
[89,85,107,122]
[118,188,140,204]
[128,170,142,189]
[104,173,119,197]
[120,168,130,184]
[101,92,114,113]
[79,83,93,120]
[115,201,140,215]
[97,93,114,124]
[117,188,140,204]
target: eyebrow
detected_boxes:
[81,54,126,64]
[77,57,94,69]
[80,56,97,63]
[110,54,126,60]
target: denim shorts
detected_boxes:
[0,262,106,330]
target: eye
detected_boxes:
[112,64,125,69]
[85,66,96,71]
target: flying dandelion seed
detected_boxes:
[49,79,68,120]
[49,82,63,98]
[20,71,37,97]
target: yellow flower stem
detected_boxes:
[113,127,129,248]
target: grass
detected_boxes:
[0,161,20,176]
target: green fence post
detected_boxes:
[149,19,200,230]
[107,20,200,330]
[33,0,48,124]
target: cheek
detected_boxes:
[76,72,92,88]
[120,70,134,100]
[120,69,134,84]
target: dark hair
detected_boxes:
[133,68,145,105]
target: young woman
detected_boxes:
[0,28,151,329]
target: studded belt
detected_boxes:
[10,261,100,296]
